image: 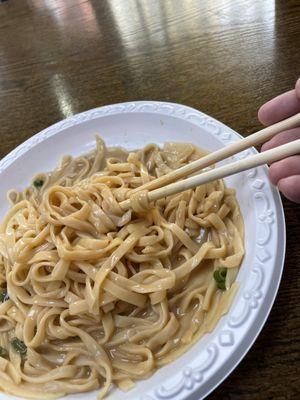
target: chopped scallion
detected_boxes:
[33,179,44,189]
[0,346,8,358]
[0,290,9,303]
[11,338,27,356]
[213,268,227,290]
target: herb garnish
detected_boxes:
[213,268,227,290]
[11,338,27,356]
[0,346,8,358]
[0,290,9,303]
[33,179,44,189]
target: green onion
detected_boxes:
[0,290,9,303]
[33,179,44,189]
[0,346,8,358]
[11,338,27,356]
[213,268,227,290]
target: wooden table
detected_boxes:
[0,1,299,399]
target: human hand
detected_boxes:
[258,78,300,203]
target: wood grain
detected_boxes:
[0,0,299,399]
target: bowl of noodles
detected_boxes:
[0,101,285,400]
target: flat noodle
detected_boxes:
[0,136,244,399]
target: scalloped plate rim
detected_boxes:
[0,101,286,400]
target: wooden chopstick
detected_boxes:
[120,139,300,209]
[130,112,300,195]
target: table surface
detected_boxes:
[0,1,299,399]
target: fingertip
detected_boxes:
[258,103,272,126]
[278,175,300,203]
[258,89,299,126]
[269,155,300,187]
[260,128,300,153]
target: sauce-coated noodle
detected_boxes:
[0,137,244,399]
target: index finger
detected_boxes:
[258,78,300,126]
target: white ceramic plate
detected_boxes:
[0,102,285,400]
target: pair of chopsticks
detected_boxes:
[120,113,300,210]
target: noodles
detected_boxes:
[0,137,244,399]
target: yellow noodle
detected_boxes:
[0,136,244,399]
